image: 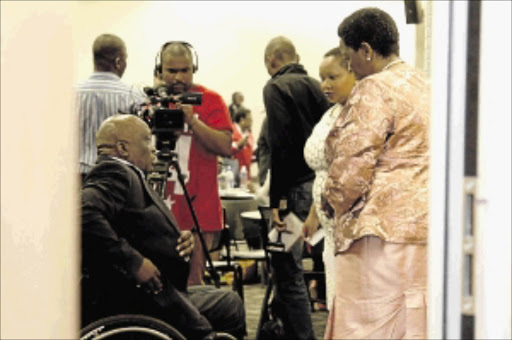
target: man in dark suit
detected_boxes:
[81,114,245,340]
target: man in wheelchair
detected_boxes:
[81,114,245,340]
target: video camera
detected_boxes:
[135,86,202,157]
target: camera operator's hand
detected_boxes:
[134,258,163,295]
[174,102,195,127]
[177,230,194,260]
[172,97,232,157]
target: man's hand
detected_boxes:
[135,258,163,295]
[177,230,194,259]
[174,100,232,157]
[271,208,289,233]
[175,102,195,127]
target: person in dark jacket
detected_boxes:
[262,36,330,340]
[81,114,245,340]
[228,91,245,121]
[256,116,271,187]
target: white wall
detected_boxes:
[1,2,79,339]
[427,1,453,337]
[72,0,417,140]
[475,1,512,339]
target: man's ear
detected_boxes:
[115,141,129,157]
[270,58,279,71]
[115,56,123,70]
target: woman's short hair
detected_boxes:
[324,47,350,70]
[338,7,399,57]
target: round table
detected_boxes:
[220,189,257,240]
[240,210,262,220]
[240,210,264,249]
[219,189,255,200]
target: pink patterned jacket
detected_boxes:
[324,63,430,254]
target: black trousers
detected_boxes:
[82,275,246,339]
[189,285,246,338]
[269,179,315,340]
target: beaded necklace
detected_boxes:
[382,59,404,71]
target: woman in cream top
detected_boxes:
[303,47,356,311]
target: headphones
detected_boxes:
[155,41,199,74]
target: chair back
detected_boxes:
[257,205,271,247]
[257,204,275,265]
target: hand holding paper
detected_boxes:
[268,212,304,252]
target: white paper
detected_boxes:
[268,212,303,252]
[305,228,325,246]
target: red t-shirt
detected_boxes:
[164,84,232,232]
[231,123,253,179]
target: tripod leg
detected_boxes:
[172,158,221,287]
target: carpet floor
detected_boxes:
[241,282,328,340]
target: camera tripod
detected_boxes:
[147,148,221,288]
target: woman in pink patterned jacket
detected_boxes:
[323,7,430,340]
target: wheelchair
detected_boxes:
[80,314,237,340]
[80,314,186,340]
[80,272,240,340]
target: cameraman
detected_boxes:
[158,42,233,286]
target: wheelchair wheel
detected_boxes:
[80,314,186,340]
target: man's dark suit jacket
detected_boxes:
[81,155,212,338]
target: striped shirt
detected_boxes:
[75,72,147,174]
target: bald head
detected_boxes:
[264,36,299,76]
[93,34,127,77]
[161,42,193,63]
[96,115,155,172]
[96,114,138,146]
[265,36,297,61]
[160,42,195,93]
